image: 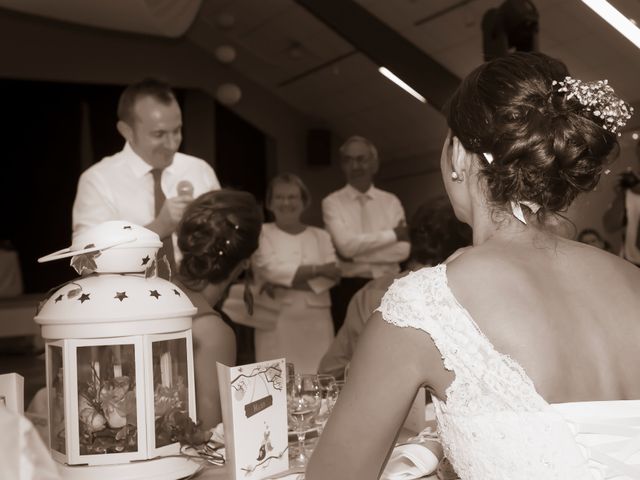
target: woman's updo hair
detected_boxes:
[445,52,619,217]
[177,189,263,291]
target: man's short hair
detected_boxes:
[117,78,176,125]
[338,135,379,163]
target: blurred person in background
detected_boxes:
[322,136,410,333]
[252,173,340,373]
[577,228,612,252]
[0,239,23,298]
[603,139,640,266]
[318,197,472,380]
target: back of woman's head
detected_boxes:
[409,197,472,265]
[178,189,263,291]
[446,52,627,217]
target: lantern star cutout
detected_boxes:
[141,255,151,266]
[114,291,128,302]
[78,293,91,303]
[54,294,63,303]
[149,290,161,299]
[173,289,181,296]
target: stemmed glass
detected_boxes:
[326,380,345,412]
[315,374,337,434]
[287,373,322,467]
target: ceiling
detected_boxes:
[186,0,640,164]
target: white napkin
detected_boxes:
[0,407,61,480]
[381,442,440,480]
[381,424,442,480]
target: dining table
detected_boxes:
[25,392,443,480]
[195,425,440,480]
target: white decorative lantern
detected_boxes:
[36,221,201,479]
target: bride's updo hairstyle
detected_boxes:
[445,52,624,220]
[178,189,263,291]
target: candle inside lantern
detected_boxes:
[90,346,100,388]
[113,345,122,378]
[160,351,173,388]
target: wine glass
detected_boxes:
[326,380,345,412]
[315,374,336,434]
[287,373,322,467]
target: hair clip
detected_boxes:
[552,76,633,134]
[482,153,494,164]
[510,200,541,224]
[226,214,240,230]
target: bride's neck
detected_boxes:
[470,208,547,246]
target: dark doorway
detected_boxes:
[215,103,267,205]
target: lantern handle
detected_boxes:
[37,237,136,263]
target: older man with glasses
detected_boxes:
[321,135,410,332]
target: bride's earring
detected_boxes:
[451,171,464,182]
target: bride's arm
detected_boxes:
[306,311,439,479]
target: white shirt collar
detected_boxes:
[345,183,375,200]
[122,142,177,177]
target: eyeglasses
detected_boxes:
[272,194,302,202]
[341,155,373,166]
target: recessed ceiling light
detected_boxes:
[632,132,639,140]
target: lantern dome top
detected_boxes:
[34,273,197,338]
[38,221,163,273]
[36,221,197,339]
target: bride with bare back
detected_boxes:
[306,52,640,479]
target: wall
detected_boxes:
[378,150,446,219]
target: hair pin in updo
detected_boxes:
[482,152,494,164]
[552,76,633,134]
[226,214,240,230]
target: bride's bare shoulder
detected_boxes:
[445,244,514,284]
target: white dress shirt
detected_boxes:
[322,184,410,278]
[252,223,337,307]
[72,142,220,257]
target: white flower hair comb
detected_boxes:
[552,76,633,134]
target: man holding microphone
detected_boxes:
[72,78,220,270]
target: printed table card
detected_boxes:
[0,372,24,414]
[217,359,288,479]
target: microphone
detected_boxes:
[176,180,194,197]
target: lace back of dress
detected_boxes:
[378,265,546,415]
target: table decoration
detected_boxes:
[35,221,206,480]
[217,358,288,479]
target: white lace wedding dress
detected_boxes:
[378,265,640,480]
